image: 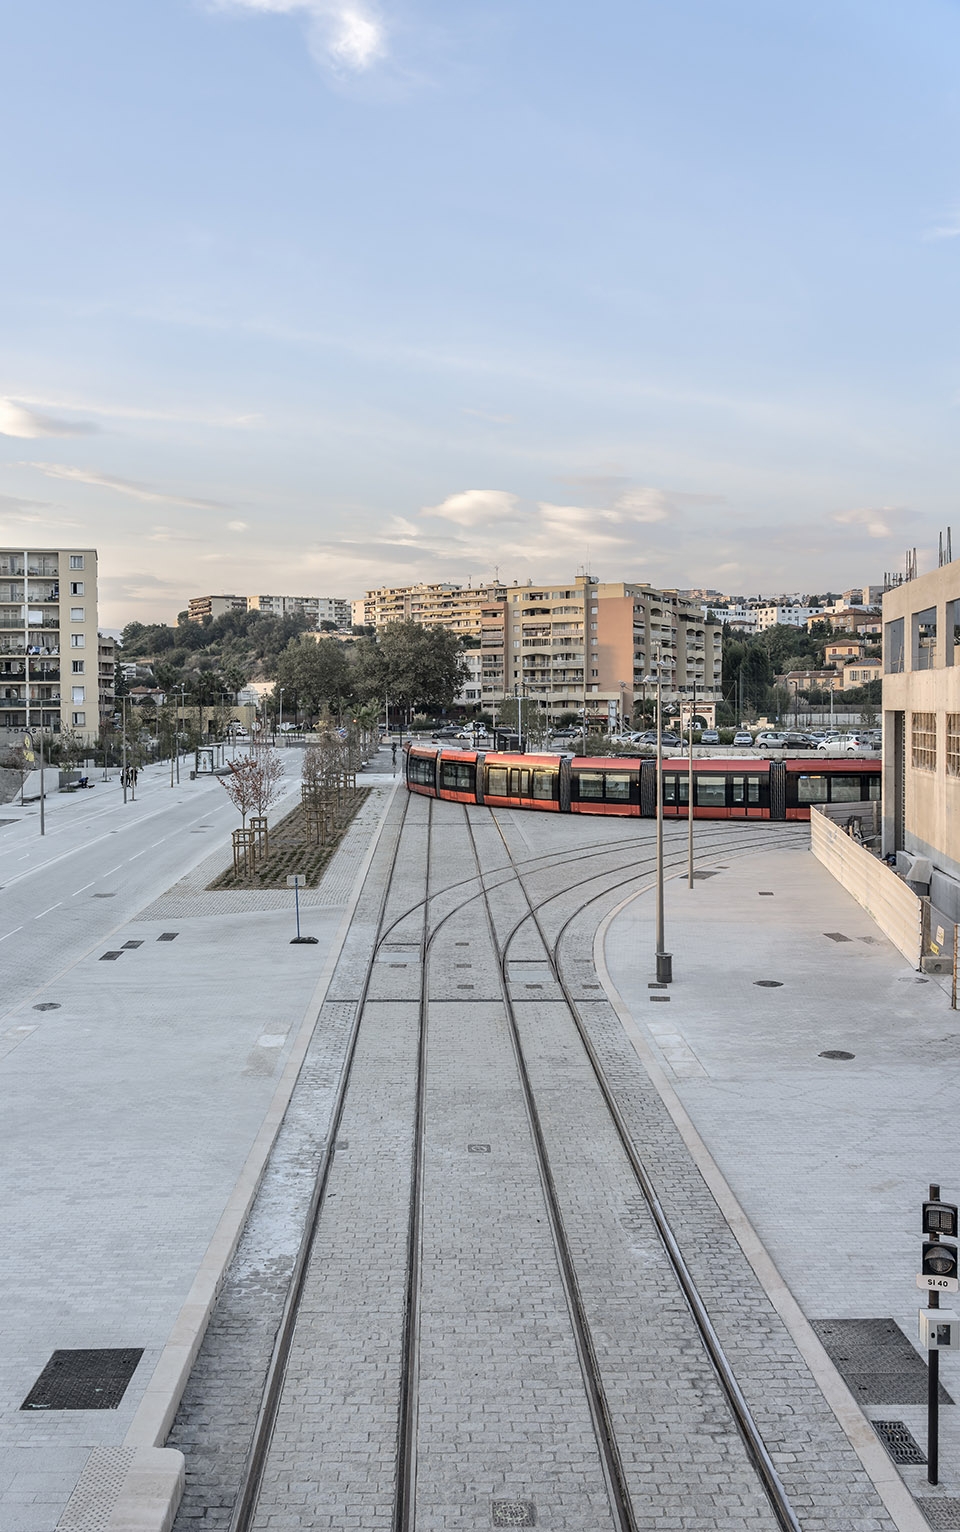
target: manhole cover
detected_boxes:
[21,1348,144,1410]
[157,932,179,942]
[492,1504,535,1528]
[33,1002,61,1011]
[820,1050,855,1060]
[468,1144,491,1153]
[918,1500,960,1529]
[692,870,718,879]
[872,1419,926,1464]
[824,932,852,943]
[813,1318,952,1404]
[754,981,783,988]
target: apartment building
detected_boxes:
[247,594,352,627]
[842,657,882,688]
[754,602,824,631]
[882,562,960,915]
[98,633,116,724]
[363,581,509,637]
[0,546,100,742]
[188,594,247,622]
[824,640,866,667]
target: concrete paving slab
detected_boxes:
[603,839,960,1519]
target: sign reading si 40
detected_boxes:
[918,1201,960,1293]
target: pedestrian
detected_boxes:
[391,741,398,772]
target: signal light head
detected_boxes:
[923,1240,959,1278]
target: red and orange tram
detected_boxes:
[404,745,880,823]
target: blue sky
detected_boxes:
[1,0,959,624]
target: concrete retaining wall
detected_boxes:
[810,805,923,967]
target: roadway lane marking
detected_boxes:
[34,903,62,920]
[128,849,147,860]
[72,883,95,896]
[0,926,23,942]
[103,866,123,877]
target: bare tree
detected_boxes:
[218,745,285,825]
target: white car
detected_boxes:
[818,733,866,752]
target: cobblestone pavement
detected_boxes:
[169,797,901,1532]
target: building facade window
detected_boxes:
[72,711,86,726]
[72,686,85,703]
[71,607,84,621]
[72,660,84,673]
[70,581,84,596]
[912,711,937,771]
[948,715,960,778]
[69,555,84,570]
[71,634,85,647]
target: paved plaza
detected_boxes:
[0,758,958,1530]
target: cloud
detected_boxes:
[832,506,898,539]
[214,0,386,72]
[26,462,227,511]
[0,398,98,439]
[227,519,248,532]
[421,489,520,527]
[0,491,81,529]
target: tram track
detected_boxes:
[189,796,875,1532]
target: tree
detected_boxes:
[218,745,286,824]
[274,636,353,719]
[375,623,469,714]
[497,697,550,745]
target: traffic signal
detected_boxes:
[923,1241,959,1280]
[923,1201,958,1237]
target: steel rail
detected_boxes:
[489,809,804,1532]
[227,790,421,1532]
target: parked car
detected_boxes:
[699,728,720,744]
[551,726,581,741]
[783,732,817,749]
[732,731,754,747]
[632,729,682,746]
[755,730,787,748]
[817,733,869,752]
[456,727,489,740]
[432,726,459,739]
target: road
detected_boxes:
[0,753,304,1021]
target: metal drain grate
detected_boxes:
[122,941,143,950]
[754,981,783,988]
[820,1050,855,1060]
[918,1500,960,1529]
[648,981,668,989]
[759,891,774,896]
[457,984,474,990]
[157,932,179,941]
[100,952,122,962]
[813,1318,952,1405]
[21,1348,143,1410]
[93,892,116,898]
[872,1419,926,1464]
[650,995,671,1002]
[492,1503,536,1528]
[824,931,852,942]
[33,1002,61,1011]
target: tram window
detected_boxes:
[677,777,689,804]
[486,766,508,796]
[578,771,605,800]
[796,775,828,803]
[829,776,861,802]
[662,777,677,804]
[510,768,531,796]
[867,776,881,800]
[532,769,556,800]
[408,756,436,786]
[605,772,631,801]
[441,760,475,792]
[732,776,761,805]
[696,777,727,807]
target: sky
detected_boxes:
[1,0,959,626]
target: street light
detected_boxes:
[278,687,285,740]
[644,648,672,984]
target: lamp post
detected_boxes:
[278,688,285,741]
[618,679,627,734]
[122,696,128,805]
[646,649,672,983]
[177,684,186,784]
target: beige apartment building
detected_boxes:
[364,575,722,724]
[187,594,248,622]
[883,562,960,917]
[0,546,100,743]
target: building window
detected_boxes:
[71,633,85,647]
[69,555,84,570]
[70,581,84,596]
[72,660,84,673]
[912,712,936,771]
[71,607,84,621]
[72,711,86,726]
[72,686,85,703]
[591,669,598,677]
[948,716,960,777]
